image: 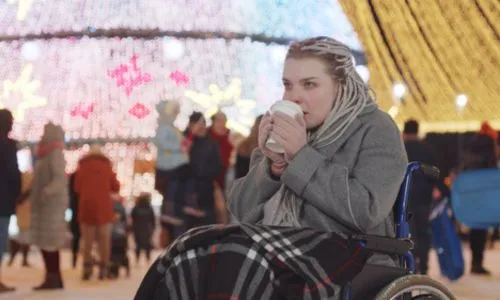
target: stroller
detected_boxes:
[109,201,130,279]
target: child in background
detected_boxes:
[109,194,130,278]
[131,193,156,264]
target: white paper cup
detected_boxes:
[265,100,303,153]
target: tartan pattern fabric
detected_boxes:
[135,224,370,300]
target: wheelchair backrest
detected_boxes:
[452,168,500,228]
[393,162,440,239]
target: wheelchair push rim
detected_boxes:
[375,275,455,300]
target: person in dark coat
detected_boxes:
[184,112,222,230]
[68,171,80,269]
[0,109,21,293]
[402,119,439,275]
[208,112,233,189]
[461,131,498,275]
[131,193,156,264]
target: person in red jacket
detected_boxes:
[208,112,234,190]
[74,144,120,281]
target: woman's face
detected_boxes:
[190,118,207,137]
[282,57,340,129]
[212,113,227,132]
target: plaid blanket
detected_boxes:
[135,224,370,300]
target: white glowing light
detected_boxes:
[21,41,40,61]
[456,94,468,109]
[392,83,407,99]
[163,38,184,61]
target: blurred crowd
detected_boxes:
[0,105,263,293]
[0,101,498,294]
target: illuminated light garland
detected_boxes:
[339,0,499,125]
[0,64,47,122]
[0,1,364,52]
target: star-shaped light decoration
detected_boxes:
[7,0,33,21]
[184,78,256,135]
[0,64,47,121]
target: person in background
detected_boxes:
[234,115,263,179]
[208,111,234,190]
[30,122,68,290]
[8,171,33,268]
[68,171,80,269]
[491,136,500,249]
[154,100,189,248]
[0,109,21,293]
[184,112,223,229]
[478,122,499,249]
[74,144,120,281]
[461,127,497,275]
[402,119,439,275]
[109,194,130,279]
[131,193,156,265]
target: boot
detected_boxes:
[21,244,31,268]
[82,262,93,281]
[0,282,15,293]
[72,253,78,269]
[7,239,20,267]
[33,273,63,290]
[98,263,108,280]
[471,264,491,276]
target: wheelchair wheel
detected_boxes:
[374,275,455,300]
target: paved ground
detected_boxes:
[1,244,499,299]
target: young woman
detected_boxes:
[183,112,223,230]
[135,37,407,299]
[30,122,68,290]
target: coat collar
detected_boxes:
[320,104,378,157]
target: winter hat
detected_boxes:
[479,121,498,141]
[40,122,64,143]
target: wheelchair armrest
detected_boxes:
[350,234,413,255]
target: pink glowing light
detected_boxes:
[70,102,95,119]
[108,55,153,96]
[169,70,189,86]
[128,103,150,119]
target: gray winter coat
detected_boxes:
[30,149,69,250]
[228,106,408,265]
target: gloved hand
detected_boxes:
[258,112,287,168]
[270,112,308,161]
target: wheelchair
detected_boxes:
[340,162,456,300]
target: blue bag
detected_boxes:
[429,198,464,281]
[451,169,500,229]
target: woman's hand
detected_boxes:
[258,113,287,174]
[270,112,307,161]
